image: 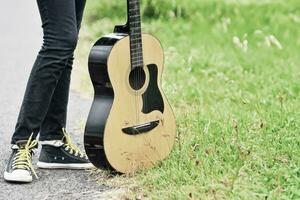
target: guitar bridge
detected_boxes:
[122,120,160,135]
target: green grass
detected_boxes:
[75,0,300,199]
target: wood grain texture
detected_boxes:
[104,34,176,173]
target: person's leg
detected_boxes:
[11,0,79,144]
[39,0,86,141]
[35,0,91,170]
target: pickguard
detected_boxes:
[142,64,164,114]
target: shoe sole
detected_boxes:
[37,161,94,169]
[4,171,32,183]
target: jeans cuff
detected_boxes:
[39,134,64,141]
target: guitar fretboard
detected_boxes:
[128,0,143,69]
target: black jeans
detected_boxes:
[11,0,86,144]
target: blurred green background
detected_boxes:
[73,0,300,199]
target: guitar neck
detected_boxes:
[127,0,143,69]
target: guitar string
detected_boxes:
[133,0,139,125]
[132,1,139,124]
[137,0,144,125]
[129,0,136,124]
[132,0,140,125]
[130,0,149,127]
[138,1,141,126]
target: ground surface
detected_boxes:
[0,1,113,200]
[81,1,300,199]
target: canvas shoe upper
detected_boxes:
[4,135,38,183]
[37,128,93,169]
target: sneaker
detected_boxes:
[37,128,93,169]
[4,135,38,183]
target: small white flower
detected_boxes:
[242,40,248,52]
[269,35,283,49]
[233,36,241,46]
[265,35,283,49]
[233,36,248,52]
[221,17,231,32]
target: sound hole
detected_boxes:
[129,67,146,90]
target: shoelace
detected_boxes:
[12,134,38,179]
[62,128,87,159]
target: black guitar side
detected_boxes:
[84,33,126,169]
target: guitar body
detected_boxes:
[84,0,176,173]
[84,33,176,173]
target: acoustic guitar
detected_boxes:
[84,0,176,173]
